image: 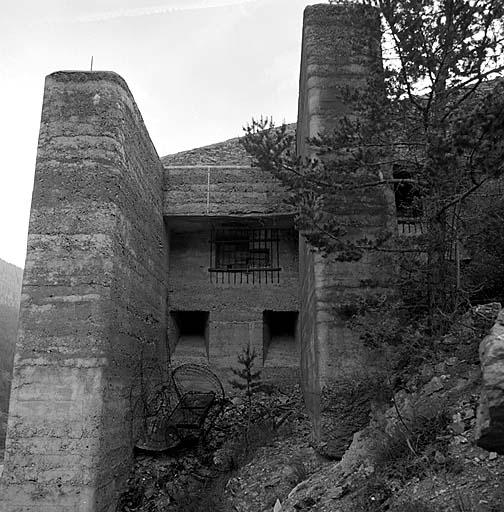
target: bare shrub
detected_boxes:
[372,396,450,482]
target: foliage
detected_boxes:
[461,193,504,305]
[242,0,504,329]
[351,395,450,512]
[389,500,437,512]
[229,345,262,434]
[229,346,262,396]
[373,395,451,481]
[346,294,417,348]
[453,485,504,512]
[343,294,436,388]
[170,478,230,512]
[0,303,18,451]
[214,418,277,471]
[128,344,173,447]
[117,390,295,512]
[351,473,393,512]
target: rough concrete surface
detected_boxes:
[0,71,168,512]
[164,166,293,217]
[297,4,395,458]
[167,224,300,386]
[0,3,418,509]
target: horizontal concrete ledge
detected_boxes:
[165,165,254,169]
[165,213,295,225]
[304,3,379,22]
[166,213,295,217]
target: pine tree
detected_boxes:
[229,345,262,435]
[242,0,504,330]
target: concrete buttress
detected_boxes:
[0,71,169,512]
[297,4,396,458]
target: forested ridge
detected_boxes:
[0,258,22,451]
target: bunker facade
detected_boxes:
[163,141,300,383]
[1,4,394,511]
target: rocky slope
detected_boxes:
[121,305,504,512]
[232,307,504,512]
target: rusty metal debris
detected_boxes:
[135,363,225,452]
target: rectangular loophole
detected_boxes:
[263,311,298,367]
[171,311,209,358]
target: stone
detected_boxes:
[338,429,375,477]
[327,486,345,499]
[434,451,446,464]
[463,408,475,420]
[449,378,470,394]
[451,421,466,435]
[475,309,504,454]
[442,335,456,345]
[473,303,501,330]
[424,376,444,395]
[294,495,317,510]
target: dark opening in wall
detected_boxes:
[393,168,422,217]
[171,311,209,358]
[263,311,298,367]
[393,167,424,236]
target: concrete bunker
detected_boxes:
[0,3,395,509]
[166,214,299,373]
[263,310,299,367]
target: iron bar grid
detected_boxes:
[209,228,281,284]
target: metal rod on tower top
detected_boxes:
[90,56,94,71]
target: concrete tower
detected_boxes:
[297,3,395,458]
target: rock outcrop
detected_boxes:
[475,309,504,453]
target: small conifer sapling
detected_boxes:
[229,345,262,433]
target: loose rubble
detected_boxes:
[119,306,504,512]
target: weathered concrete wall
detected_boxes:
[161,134,253,166]
[167,221,299,387]
[0,71,168,511]
[297,4,395,458]
[299,236,321,437]
[164,166,293,217]
[163,136,299,388]
[160,124,295,167]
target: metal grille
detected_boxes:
[397,217,425,237]
[209,228,281,284]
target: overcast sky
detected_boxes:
[0,0,317,268]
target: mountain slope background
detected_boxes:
[0,258,23,452]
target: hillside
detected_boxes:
[0,259,23,309]
[116,306,504,512]
[0,258,23,452]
